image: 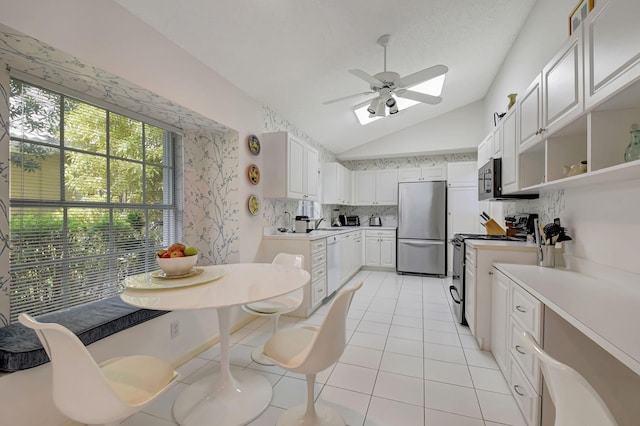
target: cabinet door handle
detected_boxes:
[515,305,526,313]
[513,385,525,396]
[515,345,526,355]
[488,271,493,275]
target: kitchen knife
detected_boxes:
[481,212,491,221]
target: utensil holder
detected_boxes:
[539,245,555,267]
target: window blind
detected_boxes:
[8,79,180,322]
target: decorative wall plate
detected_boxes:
[248,164,260,185]
[248,134,261,155]
[248,195,260,215]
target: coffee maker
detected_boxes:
[331,209,342,227]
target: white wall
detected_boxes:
[338,101,485,160]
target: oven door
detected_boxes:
[450,239,467,325]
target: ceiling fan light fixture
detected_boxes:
[389,103,399,114]
[367,97,379,115]
[374,99,386,117]
[354,104,383,125]
[385,96,396,108]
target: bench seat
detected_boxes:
[0,296,168,372]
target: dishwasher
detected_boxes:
[326,235,341,297]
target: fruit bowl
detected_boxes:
[157,254,198,276]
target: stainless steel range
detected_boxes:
[450,233,525,325]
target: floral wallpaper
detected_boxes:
[0,27,240,322]
[183,130,240,264]
[0,69,10,325]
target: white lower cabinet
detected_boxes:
[464,245,537,351]
[364,229,396,269]
[491,269,510,373]
[491,268,543,426]
[258,237,327,317]
[340,231,361,282]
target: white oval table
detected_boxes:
[120,263,310,426]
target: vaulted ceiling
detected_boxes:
[116,0,536,155]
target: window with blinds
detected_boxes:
[8,79,180,322]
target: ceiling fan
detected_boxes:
[324,34,448,117]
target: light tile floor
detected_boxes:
[122,270,527,426]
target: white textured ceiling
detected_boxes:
[116,0,536,155]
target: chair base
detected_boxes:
[277,403,345,426]
[251,345,275,366]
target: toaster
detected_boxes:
[369,216,382,226]
[345,216,360,226]
[294,216,312,233]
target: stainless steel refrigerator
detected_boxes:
[397,181,447,276]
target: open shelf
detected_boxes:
[520,158,640,192]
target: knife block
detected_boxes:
[485,219,506,235]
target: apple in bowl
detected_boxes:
[156,243,198,276]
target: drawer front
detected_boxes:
[311,250,326,268]
[510,284,543,340]
[311,239,327,254]
[312,262,327,280]
[508,355,541,426]
[364,229,395,238]
[311,277,326,305]
[509,319,542,393]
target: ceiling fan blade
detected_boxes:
[323,91,376,105]
[396,89,442,105]
[397,64,448,88]
[349,69,383,87]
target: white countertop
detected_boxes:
[495,262,640,376]
[263,226,395,241]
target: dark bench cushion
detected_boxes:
[0,296,168,372]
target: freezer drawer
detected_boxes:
[397,239,446,275]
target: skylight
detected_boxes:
[354,74,446,125]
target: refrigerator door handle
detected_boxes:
[449,285,462,304]
[400,240,444,246]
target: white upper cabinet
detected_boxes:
[519,32,584,152]
[502,106,520,194]
[305,145,320,200]
[477,134,492,168]
[323,162,351,205]
[446,161,477,187]
[584,0,640,109]
[354,169,398,205]
[518,73,543,150]
[398,165,446,182]
[262,131,320,201]
[492,124,503,159]
[542,32,584,135]
[375,169,398,204]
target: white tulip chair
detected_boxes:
[18,313,179,426]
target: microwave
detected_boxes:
[478,158,502,201]
[478,158,538,201]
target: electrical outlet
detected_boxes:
[170,321,179,339]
